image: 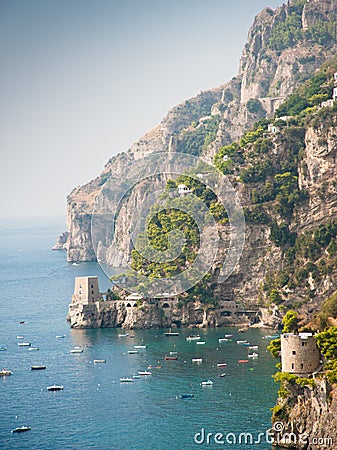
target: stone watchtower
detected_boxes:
[72,276,100,304]
[281,332,321,376]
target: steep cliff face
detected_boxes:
[67,299,253,329]
[65,0,337,266]
[272,378,337,449]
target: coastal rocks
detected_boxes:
[52,231,68,250]
[67,299,256,330]
[272,378,337,449]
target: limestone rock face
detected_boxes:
[272,379,337,449]
[64,0,337,266]
[67,300,254,329]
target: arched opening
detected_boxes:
[126,303,132,308]
[133,303,137,307]
[162,303,170,308]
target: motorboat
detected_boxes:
[186,335,201,341]
[134,345,147,349]
[28,347,39,351]
[70,348,83,353]
[179,394,194,399]
[31,365,46,370]
[217,363,227,367]
[118,333,129,337]
[137,371,152,376]
[192,357,203,363]
[196,341,206,345]
[248,353,259,358]
[219,373,226,377]
[0,369,12,376]
[0,347,7,351]
[163,331,179,336]
[225,334,233,338]
[165,356,178,360]
[236,340,247,344]
[18,342,31,347]
[238,360,249,363]
[94,359,106,364]
[201,380,213,386]
[147,365,162,369]
[56,335,66,339]
[249,345,259,350]
[47,385,64,391]
[128,350,139,354]
[120,377,133,382]
[11,426,31,433]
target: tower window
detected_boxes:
[292,351,296,355]
[300,363,304,370]
[302,341,307,347]
[91,285,94,288]
[92,290,94,294]
[291,363,294,369]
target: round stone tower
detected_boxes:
[281,332,321,376]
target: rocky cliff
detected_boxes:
[65,0,337,268]
[67,298,255,329]
[272,378,337,449]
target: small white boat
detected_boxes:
[186,335,201,341]
[56,335,66,339]
[218,338,229,342]
[163,331,179,336]
[225,334,233,338]
[138,371,152,376]
[118,333,129,337]
[134,345,147,349]
[128,350,138,354]
[219,373,226,377]
[249,345,259,350]
[196,341,205,345]
[70,348,83,353]
[18,342,31,347]
[237,340,247,344]
[17,336,24,339]
[192,358,203,363]
[132,374,141,379]
[11,426,31,433]
[28,347,39,351]
[31,365,46,370]
[169,351,178,355]
[47,385,64,391]
[120,377,133,382]
[217,362,227,367]
[0,369,12,376]
[0,347,7,351]
[248,353,259,358]
[201,380,213,386]
[94,359,106,364]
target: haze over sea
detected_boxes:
[0,220,280,449]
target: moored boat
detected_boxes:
[118,333,129,337]
[217,362,227,367]
[18,342,31,347]
[47,385,63,391]
[165,356,178,360]
[201,380,213,386]
[186,335,201,341]
[94,359,106,364]
[179,394,194,399]
[138,371,152,376]
[196,341,205,345]
[148,365,162,369]
[0,369,12,376]
[70,348,83,353]
[11,426,31,433]
[163,332,179,336]
[134,345,147,349]
[248,353,259,358]
[192,358,202,363]
[128,350,139,354]
[31,365,46,370]
[238,359,249,363]
[28,347,39,351]
[120,377,133,382]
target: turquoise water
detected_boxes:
[0,220,279,449]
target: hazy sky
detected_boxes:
[0,0,284,219]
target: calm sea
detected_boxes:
[0,220,280,449]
